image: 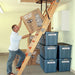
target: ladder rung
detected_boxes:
[50,0,55,4]
[45,14,47,16]
[29,47,32,49]
[35,33,38,36]
[25,53,28,56]
[32,40,35,42]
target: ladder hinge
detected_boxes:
[41,28,46,34]
[28,53,32,56]
[41,28,45,32]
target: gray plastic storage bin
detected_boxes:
[39,32,58,45]
[40,45,57,59]
[57,43,72,59]
[57,59,71,72]
[40,55,57,73]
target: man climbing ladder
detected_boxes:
[17,0,60,75]
[7,16,31,75]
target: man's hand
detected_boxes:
[20,16,23,20]
[29,33,31,36]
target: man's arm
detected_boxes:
[18,16,23,30]
[22,33,31,39]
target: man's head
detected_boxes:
[12,24,19,32]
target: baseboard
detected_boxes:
[0,53,9,55]
[71,69,75,74]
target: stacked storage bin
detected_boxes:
[57,43,72,72]
[39,32,58,73]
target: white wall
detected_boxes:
[0,12,29,53]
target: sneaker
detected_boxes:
[8,72,15,75]
[16,66,21,71]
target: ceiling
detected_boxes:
[0,0,71,13]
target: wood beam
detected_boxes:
[21,0,54,3]
[21,0,36,2]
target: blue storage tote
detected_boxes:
[40,55,44,70]
[39,32,58,45]
[40,45,57,59]
[40,55,57,73]
[57,59,71,72]
[57,43,72,59]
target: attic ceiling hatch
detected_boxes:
[21,0,55,19]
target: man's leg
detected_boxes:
[7,51,16,75]
[16,49,25,68]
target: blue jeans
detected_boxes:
[7,49,25,74]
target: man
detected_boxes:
[7,16,31,75]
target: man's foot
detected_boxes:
[8,72,15,75]
[16,66,21,71]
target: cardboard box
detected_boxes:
[28,35,40,49]
[22,8,44,33]
[31,49,40,65]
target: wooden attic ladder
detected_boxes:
[17,0,60,75]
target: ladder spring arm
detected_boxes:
[46,0,50,20]
[41,0,43,13]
